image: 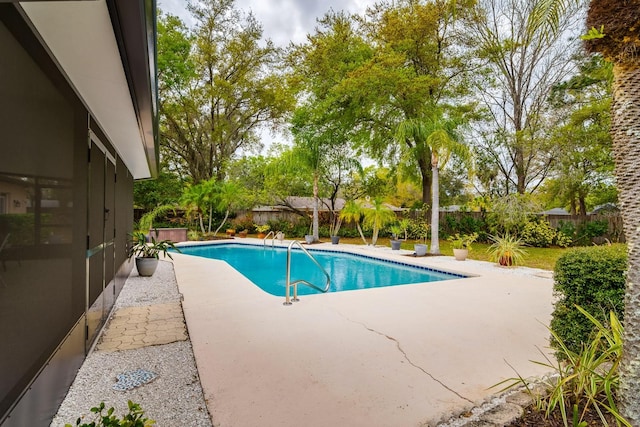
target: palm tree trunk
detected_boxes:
[611,63,640,424]
[207,205,213,233]
[199,212,205,234]
[213,209,230,237]
[313,172,319,242]
[430,163,440,255]
[356,223,368,245]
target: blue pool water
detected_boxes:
[177,243,465,296]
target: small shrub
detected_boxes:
[495,307,630,427]
[66,401,155,427]
[520,219,557,248]
[557,220,577,245]
[406,218,429,240]
[551,245,626,354]
[554,230,573,248]
[575,220,609,245]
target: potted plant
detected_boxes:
[448,232,478,261]
[238,229,248,238]
[389,224,403,250]
[254,224,270,239]
[226,228,236,237]
[412,220,429,256]
[487,233,526,266]
[129,231,180,277]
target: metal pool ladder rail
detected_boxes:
[263,230,284,247]
[284,240,330,305]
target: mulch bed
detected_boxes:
[506,404,618,426]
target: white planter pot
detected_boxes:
[135,257,158,277]
[453,248,469,261]
[390,240,402,250]
[414,244,427,256]
[304,235,314,244]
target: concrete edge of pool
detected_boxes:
[171,238,555,427]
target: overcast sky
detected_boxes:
[159,0,374,46]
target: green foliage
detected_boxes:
[128,231,179,260]
[362,198,396,246]
[0,213,35,245]
[448,232,478,250]
[520,219,557,248]
[133,171,183,211]
[487,234,527,266]
[554,230,573,248]
[551,245,626,354]
[254,224,270,234]
[65,401,155,427]
[158,1,294,183]
[495,307,630,427]
[443,214,487,241]
[576,220,609,245]
[137,205,176,233]
[487,194,541,235]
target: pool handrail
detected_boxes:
[262,230,275,247]
[284,240,330,305]
[263,230,284,247]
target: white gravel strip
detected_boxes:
[50,261,212,427]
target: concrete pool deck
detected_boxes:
[172,239,555,427]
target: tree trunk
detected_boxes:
[207,205,213,234]
[611,63,640,424]
[213,209,230,237]
[198,212,205,234]
[312,172,319,242]
[418,155,433,206]
[430,162,440,255]
[356,223,368,245]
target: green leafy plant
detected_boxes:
[576,220,609,245]
[448,232,478,250]
[494,307,630,427]
[520,219,557,248]
[487,233,527,266]
[551,245,626,354]
[389,224,403,240]
[65,401,155,427]
[128,231,179,259]
[555,230,573,248]
[254,224,271,234]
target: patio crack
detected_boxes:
[345,316,475,405]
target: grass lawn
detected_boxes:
[317,236,568,271]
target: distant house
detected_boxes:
[1,2,158,425]
[589,203,619,215]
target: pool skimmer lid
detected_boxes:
[113,369,157,391]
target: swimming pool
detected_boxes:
[177,243,465,296]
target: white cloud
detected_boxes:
[159,0,375,46]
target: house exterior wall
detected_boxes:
[0,5,137,426]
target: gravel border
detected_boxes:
[50,261,212,427]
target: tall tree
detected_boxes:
[396,110,471,254]
[472,0,582,194]
[158,1,293,184]
[583,0,640,422]
[289,11,369,241]
[336,0,477,205]
[546,55,614,214]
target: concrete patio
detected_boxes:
[172,240,555,427]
